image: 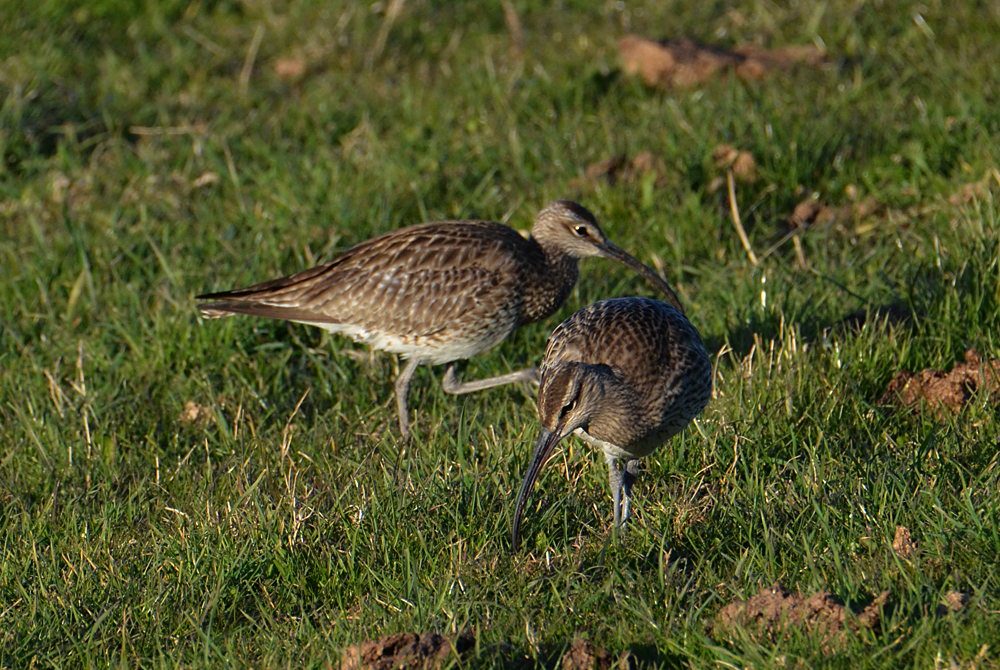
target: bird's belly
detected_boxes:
[301,314,517,365]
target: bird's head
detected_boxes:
[538,361,607,437]
[530,200,684,313]
[531,200,609,259]
[511,361,610,550]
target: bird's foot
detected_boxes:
[397,419,412,442]
[620,459,640,527]
[441,365,539,395]
[609,458,641,533]
[394,357,421,443]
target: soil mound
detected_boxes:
[559,638,615,670]
[880,349,1000,416]
[618,36,824,89]
[892,525,918,558]
[716,582,888,650]
[577,152,672,188]
[341,631,474,670]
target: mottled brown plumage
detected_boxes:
[198,201,682,438]
[512,297,712,550]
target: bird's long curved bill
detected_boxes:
[511,427,564,551]
[598,241,685,313]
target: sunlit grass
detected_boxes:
[2,0,1000,666]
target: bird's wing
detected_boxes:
[198,221,534,339]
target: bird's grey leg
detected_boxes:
[394,357,422,439]
[607,456,624,529]
[440,365,539,395]
[620,459,641,527]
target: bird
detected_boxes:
[511,296,712,550]
[197,200,684,439]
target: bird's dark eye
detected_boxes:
[573,225,588,237]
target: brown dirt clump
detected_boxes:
[274,57,306,80]
[559,638,618,670]
[716,582,889,650]
[892,526,918,558]
[178,401,212,425]
[879,349,1000,416]
[781,196,890,260]
[713,145,758,182]
[618,35,824,89]
[788,198,849,229]
[340,631,474,670]
[191,171,220,189]
[581,152,672,188]
[731,151,757,182]
[948,169,1000,206]
[936,590,971,616]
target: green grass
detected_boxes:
[2,0,1000,666]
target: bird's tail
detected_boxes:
[196,299,339,325]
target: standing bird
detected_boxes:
[197,201,682,438]
[511,297,712,550]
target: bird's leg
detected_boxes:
[607,456,624,530]
[394,357,422,440]
[620,459,641,527]
[440,365,539,395]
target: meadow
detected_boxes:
[2,0,1000,666]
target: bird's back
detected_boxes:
[199,221,560,363]
[542,297,712,448]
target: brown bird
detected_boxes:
[511,297,712,550]
[197,200,683,438]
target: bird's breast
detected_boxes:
[573,427,660,460]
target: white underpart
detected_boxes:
[573,428,635,460]
[573,427,667,460]
[296,321,492,366]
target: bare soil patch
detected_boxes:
[178,400,212,425]
[892,525,918,558]
[789,199,844,229]
[948,169,1000,206]
[578,152,672,188]
[786,196,882,230]
[618,36,824,89]
[880,349,1000,416]
[559,638,618,670]
[937,590,971,616]
[716,582,888,651]
[274,57,307,80]
[341,631,474,670]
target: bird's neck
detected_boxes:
[521,237,580,324]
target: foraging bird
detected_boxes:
[511,297,712,550]
[197,201,682,438]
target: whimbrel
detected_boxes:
[198,201,683,438]
[511,297,712,550]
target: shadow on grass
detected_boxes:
[487,638,688,670]
[706,300,915,362]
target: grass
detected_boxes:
[2,0,1000,666]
